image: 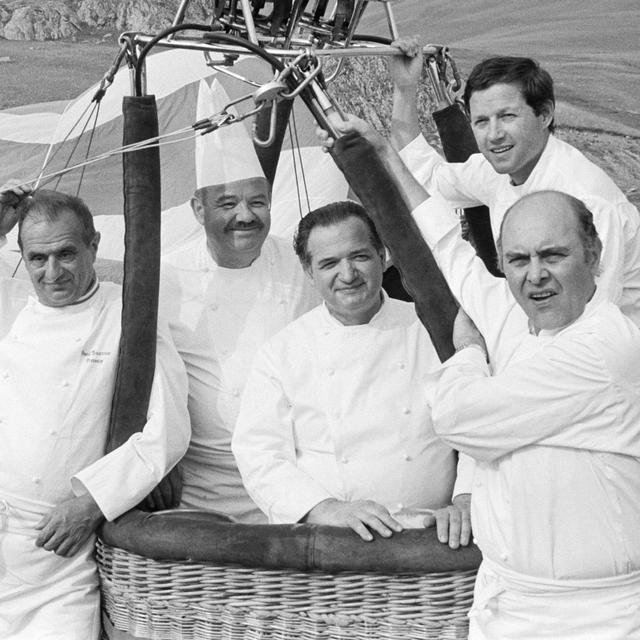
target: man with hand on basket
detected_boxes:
[232,200,473,546]
[0,185,190,640]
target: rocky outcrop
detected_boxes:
[0,0,210,40]
[2,2,82,40]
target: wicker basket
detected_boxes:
[97,540,476,640]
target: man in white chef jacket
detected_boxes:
[232,201,473,544]
[0,187,190,640]
[418,189,640,639]
[159,80,319,523]
[388,44,640,325]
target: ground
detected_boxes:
[0,3,638,207]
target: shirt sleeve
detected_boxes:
[398,135,497,207]
[427,334,640,463]
[452,452,475,498]
[71,318,191,521]
[411,197,517,357]
[232,343,334,524]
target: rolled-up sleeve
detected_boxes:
[399,135,496,207]
[71,319,191,521]
[232,345,333,524]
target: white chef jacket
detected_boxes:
[0,280,190,640]
[412,197,640,637]
[160,235,320,522]
[400,134,640,325]
[232,295,471,524]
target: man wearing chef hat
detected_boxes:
[0,187,190,639]
[160,79,319,522]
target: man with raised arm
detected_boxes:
[232,201,472,545]
[0,186,190,640]
[425,190,640,638]
[390,42,640,324]
[159,80,320,523]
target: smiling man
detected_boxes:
[418,190,640,638]
[159,81,319,522]
[0,188,189,639]
[232,201,473,544]
[389,46,640,325]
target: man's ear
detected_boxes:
[90,231,101,259]
[303,263,314,283]
[540,100,555,129]
[587,237,603,276]
[191,196,205,226]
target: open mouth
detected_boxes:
[529,291,556,302]
[491,145,514,155]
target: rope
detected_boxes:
[74,100,102,197]
[290,106,310,215]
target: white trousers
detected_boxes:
[469,557,640,640]
[0,497,101,640]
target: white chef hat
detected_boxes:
[195,78,266,189]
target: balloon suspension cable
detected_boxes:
[12,92,269,193]
[288,107,310,217]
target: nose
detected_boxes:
[338,260,357,283]
[234,200,254,222]
[526,258,548,285]
[45,256,62,281]
[488,117,504,141]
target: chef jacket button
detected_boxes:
[50,430,57,436]
[11,334,18,341]
[323,330,330,336]
[232,389,240,398]
[398,363,405,370]
[402,407,411,415]
[61,380,70,388]
[403,453,412,462]
[396,502,404,510]
[75,337,82,343]
[32,477,41,484]
[1,371,8,379]
[210,303,218,311]
[328,369,335,376]
[341,456,348,464]
[474,479,482,488]
[278,298,286,305]
[500,552,508,561]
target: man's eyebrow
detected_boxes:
[504,250,528,259]
[212,194,237,204]
[538,245,570,254]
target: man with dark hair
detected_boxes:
[232,201,473,544]
[419,189,640,638]
[160,80,319,523]
[388,41,640,325]
[0,186,190,639]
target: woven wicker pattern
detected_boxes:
[97,540,476,640]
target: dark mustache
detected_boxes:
[224,219,264,232]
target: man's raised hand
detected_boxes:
[0,180,32,237]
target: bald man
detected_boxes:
[427,190,640,639]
